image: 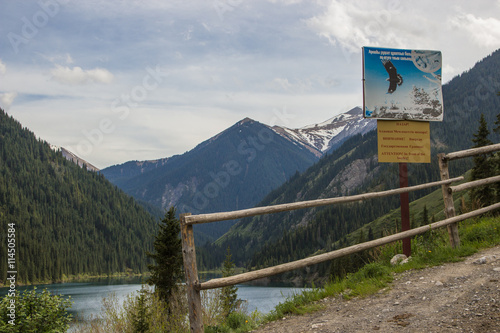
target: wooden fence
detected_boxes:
[180,143,500,333]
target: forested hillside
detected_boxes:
[0,109,158,284]
[201,49,500,275]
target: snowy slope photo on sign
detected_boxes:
[363,46,443,121]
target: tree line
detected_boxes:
[0,109,158,284]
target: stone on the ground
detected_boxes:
[391,254,408,266]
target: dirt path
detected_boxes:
[253,245,500,333]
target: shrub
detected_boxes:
[75,285,189,333]
[225,311,247,330]
[0,287,73,333]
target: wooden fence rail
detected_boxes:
[184,177,464,225]
[199,202,500,291]
[443,143,500,161]
[181,143,500,333]
[450,175,500,193]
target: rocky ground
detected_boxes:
[253,245,500,332]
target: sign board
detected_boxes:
[377,120,431,163]
[363,46,443,121]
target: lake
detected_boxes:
[1,277,309,328]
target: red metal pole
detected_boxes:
[399,162,411,256]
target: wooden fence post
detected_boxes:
[438,153,460,248]
[180,213,203,333]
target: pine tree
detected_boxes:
[220,246,239,317]
[368,226,374,241]
[422,205,429,226]
[131,287,151,333]
[494,104,500,201]
[470,114,495,207]
[147,207,184,303]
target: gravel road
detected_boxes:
[253,245,500,333]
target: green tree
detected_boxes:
[368,226,374,241]
[470,113,495,207]
[0,287,73,332]
[131,287,151,333]
[422,205,429,226]
[221,246,239,318]
[494,98,500,200]
[147,207,184,303]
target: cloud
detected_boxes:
[271,78,293,91]
[449,13,500,47]
[36,52,75,65]
[65,53,74,64]
[0,60,5,75]
[267,77,314,93]
[50,65,114,85]
[0,92,17,110]
[267,0,303,4]
[306,1,434,54]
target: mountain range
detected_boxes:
[100,107,375,240]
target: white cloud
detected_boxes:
[267,77,314,93]
[306,1,436,53]
[50,65,114,85]
[271,78,293,91]
[65,53,74,64]
[267,0,303,4]
[449,13,500,47]
[0,59,5,75]
[36,53,75,65]
[0,92,17,110]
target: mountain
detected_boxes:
[273,107,376,156]
[204,49,500,274]
[101,107,375,242]
[99,157,170,186]
[101,118,320,240]
[50,145,100,172]
[0,109,158,284]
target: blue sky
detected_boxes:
[1,0,499,168]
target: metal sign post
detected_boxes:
[399,162,411,256]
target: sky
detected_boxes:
[1,0,499,169]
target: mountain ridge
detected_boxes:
[101,108,376,240]
[50,145,101,172]
[101,118,321,240]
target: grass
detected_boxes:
[256,214,500,329]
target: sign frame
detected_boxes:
[363,46,443,122]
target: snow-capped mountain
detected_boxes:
[100,107,378,241]
[273,107,376,157]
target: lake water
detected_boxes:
[1,277,308,328]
